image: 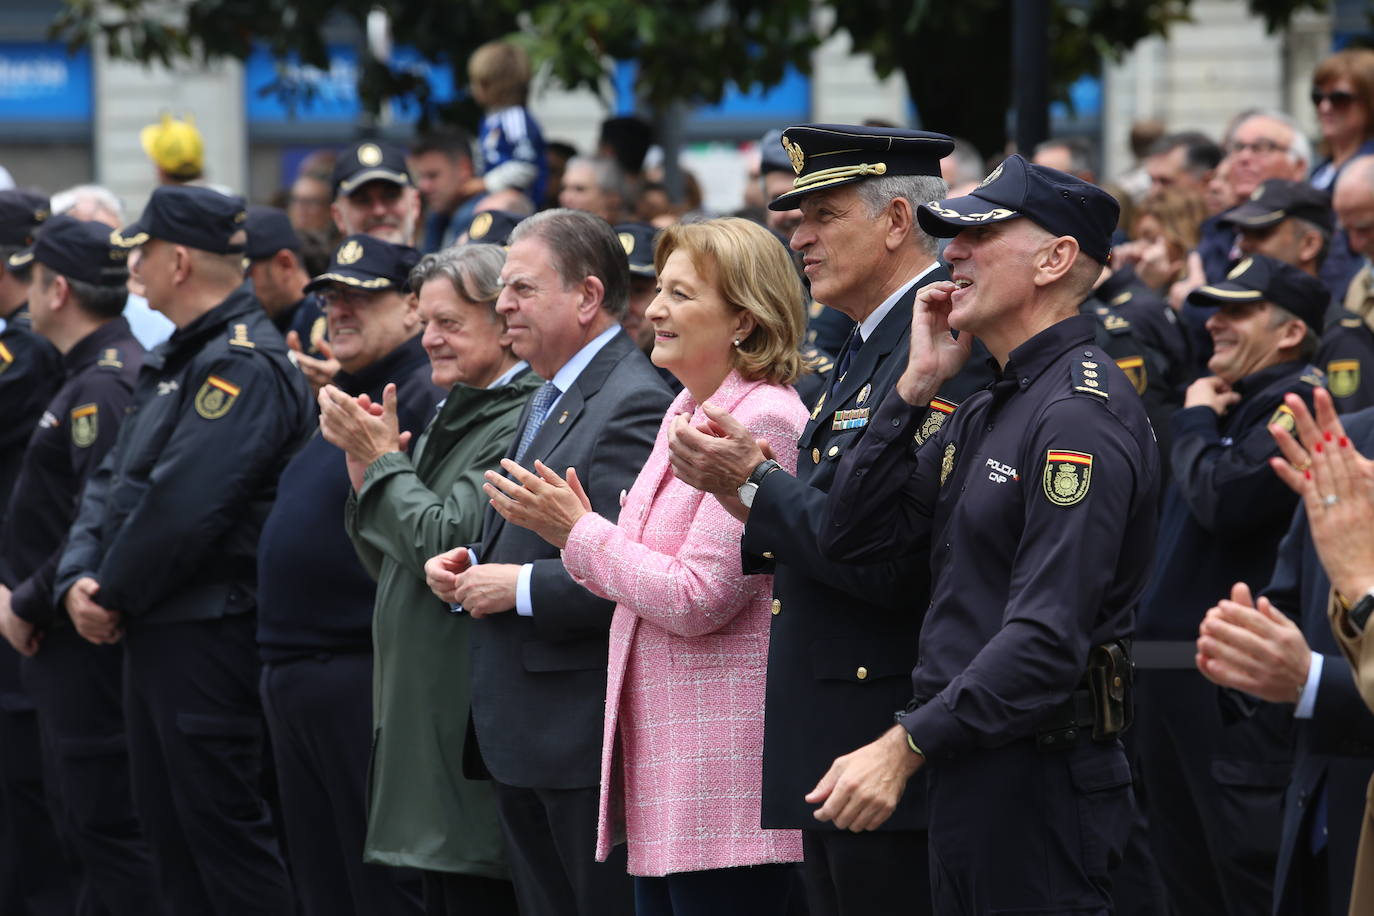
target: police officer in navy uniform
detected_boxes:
[55,186,310,916]
[1134,255,1328,915]
[244,205,328,358]
[0,216,166,915]
[256,235,433,916]
[808,155,1159,914]
[0,189,71,915]
[666,123,992,915]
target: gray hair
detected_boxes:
[1231,109,1313,167]
[409,243,506,311]
[51,184,125,224]
[566,155,627,203]
[854,174,949,256]
[508,208,629,319]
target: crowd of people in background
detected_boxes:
[4,34,1374,916]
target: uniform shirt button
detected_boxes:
[891,418,900,427]
[985,423,994,431]
[827,445,839,458]
[812,448,821,464]
[762,551,775,560]
[771,599,782,616]
[856,666,868,680]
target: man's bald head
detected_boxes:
[1335,155,1374,260]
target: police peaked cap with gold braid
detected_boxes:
[1186,253,1327,334]
[918,153,1120,265]
[305,234,420,294]
[9,215,129,287]
[467,210,527,248]
[333,141,413,196]
[767,124,954,211]
[112,185,247,254]
[613,222,659,277]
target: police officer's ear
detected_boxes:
[1033,235,1082,289]
[1296,226,1326,268]
[882,196,916,252]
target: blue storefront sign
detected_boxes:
[0,42,92,122]
[245,43,455,124]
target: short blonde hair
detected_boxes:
[654,218,806,386]
[468,41,531,109]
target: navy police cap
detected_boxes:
[466,210,527,247]
[918,154,1120,265]
[112,185,247,255]
[244,205,302,260]
[1187,253,1327,334]
[1219,179,1334,235]
[614,222,659,277]
[0,190,50,248]
[305,234,420,295]
[333,141,412,197]
[767,124,954,211]
[8,215,129,287]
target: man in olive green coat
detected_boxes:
[322,244,537,915]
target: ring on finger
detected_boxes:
[1324,493,1340,507]
[1294,457,1312,472]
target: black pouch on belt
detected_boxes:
[1087,641,1133,742]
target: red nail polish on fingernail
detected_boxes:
[1326,431,1334,442]
[1306,469,1312,480]
[1341,437,1349,448]
[1315,442,1324,454]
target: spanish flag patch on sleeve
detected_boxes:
[194,374,241,420]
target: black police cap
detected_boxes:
[304,234,420,294]
[767,123,954,211]
[333,141,412,197]
[1187,253,1328,334]
[466,210,527,247]
[8,215,129,287]
[918,154,1120,265]
[758,129,793,177]
[1219,179,1334,235]
[0,189,51,247]
[614,222,659,277]
[244,205,301,260]
[112,185,248,255]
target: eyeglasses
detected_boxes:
[1225,139,1290,157]
[317,287,378,309]
[1311,89,1358,108]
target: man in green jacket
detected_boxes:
[321,243,538,915]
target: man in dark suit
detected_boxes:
[665,123,990,915]
[423,208,671,916]
[1196,407,1374,916]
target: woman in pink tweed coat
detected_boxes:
[483,217,809,914]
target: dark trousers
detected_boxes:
[634,863,795,916]
[489,780,633,916]
[22,629,164,916]
[123,615,293,916]
[420,868,518,916]
[259,653,422,916]
[926,739,1134,915]
[1136,670,1290,916]
[800,828,929,916]
[0,644,73,916]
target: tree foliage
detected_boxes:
[53,0,1324,148]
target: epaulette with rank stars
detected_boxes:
[1071,353,1109,399]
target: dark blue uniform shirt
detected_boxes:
[0,305,62,521]
[1139,360,1320,641]
[821,314,1160,758]
[0,318,143,626]
[56,285,311,625]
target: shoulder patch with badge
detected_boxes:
[70,403,97,448]
[1043,449,1092,506]
[1115,355,1147,396]
[194,375,241,420]
[1329,359,1361,398]
[915,397,957,447]
[1268,403,1296,434]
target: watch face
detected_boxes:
[738,482,756,508]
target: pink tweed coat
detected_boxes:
[562,370,808,877]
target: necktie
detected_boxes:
[832,325,863,390]
[514,381,560,463]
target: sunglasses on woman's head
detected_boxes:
[1312,88,1357,108]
